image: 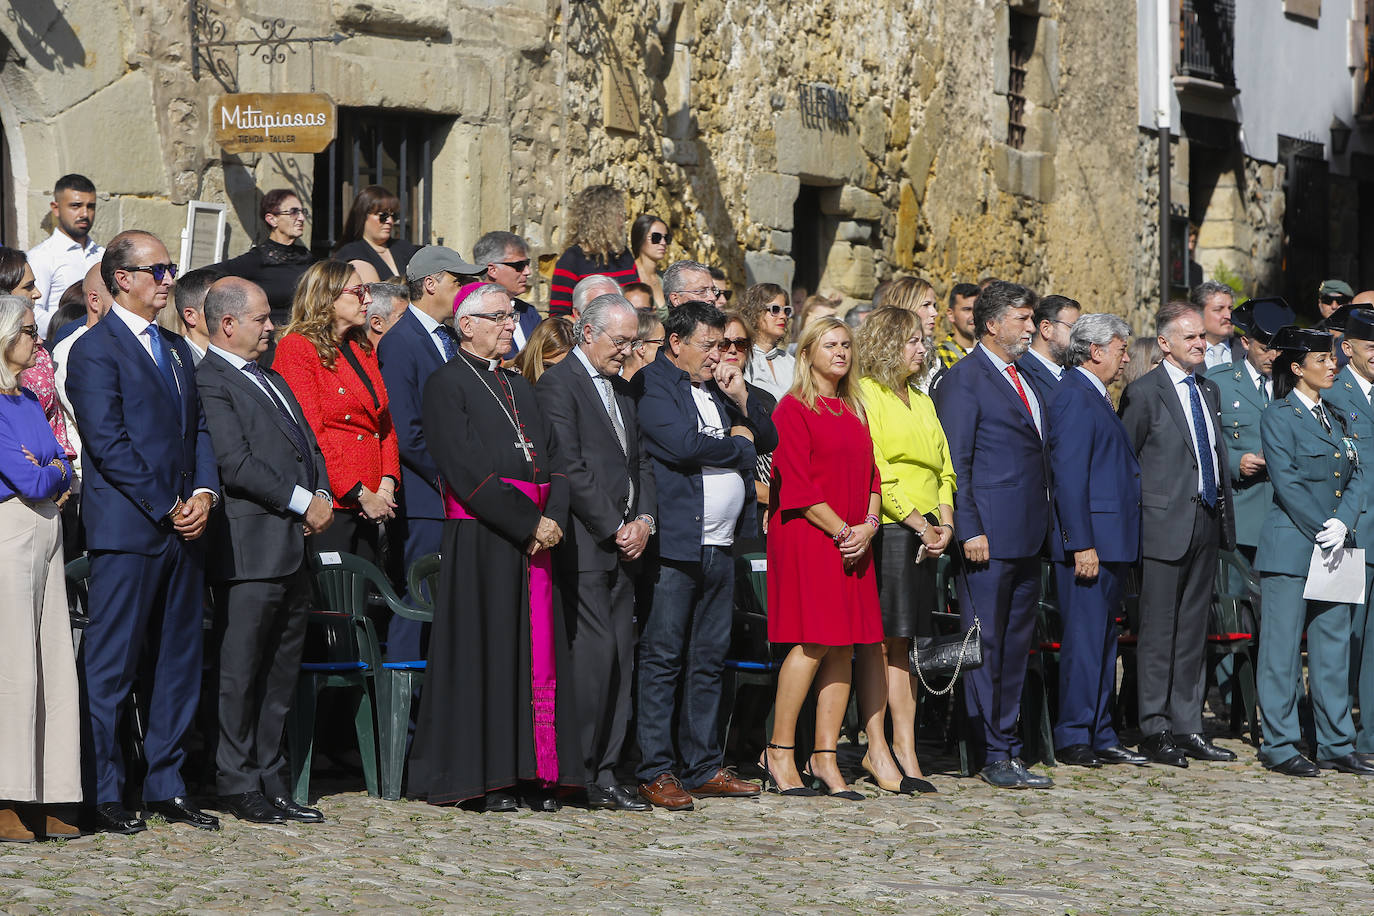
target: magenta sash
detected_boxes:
[442,477,559,784]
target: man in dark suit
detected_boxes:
[66,230,221,834]
[1119,300,1237,768]
[1017,294,1080,393]
[1045,314,1148,768]
[473,231,541,360]
[933,281,1056,789]
[197,277,334,825]
[536,293,656,812]
[378,245,479,661]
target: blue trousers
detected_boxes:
[957,556,1040,765]
[1351,566,1374,753]
[388,517,441,663]
[1052,561,1125,750]
[81,541,205,804]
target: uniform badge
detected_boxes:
[1342,436,1360,467]
[1232,400,1240,409]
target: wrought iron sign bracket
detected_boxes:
[190,2,347,92]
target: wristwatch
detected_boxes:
[636,514,657,535]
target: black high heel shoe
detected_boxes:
[861,753,918,795]
[760,743,820,797]
[893,758,938,794]
[804,749,864,801]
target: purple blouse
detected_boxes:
[0,389,72,502]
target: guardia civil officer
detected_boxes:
[1255,326,1373,777]
[1323,307,1374,756]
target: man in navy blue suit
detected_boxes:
[1017,294,1080,393]
[66,230,221,834]
[378,245,479,661]
[933,281,1056,789]
[1045,314,1150,768]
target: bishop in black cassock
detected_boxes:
[407,283,580,810]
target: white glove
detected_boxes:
[1316,518,1348,551]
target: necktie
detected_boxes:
[1183,375,1218,506]
[1314,404,1333,435]
[595,375,633,514]
[435,325,458,361]
[244,361,317,492]
[1005,364,1033,416]
[144,326,181,403]
[1258,377,1269,404]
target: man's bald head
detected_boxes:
[83,262,112,323]
[1354,290,1374,307]
[206,277,273,359]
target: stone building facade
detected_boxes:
[0,1,1369,329]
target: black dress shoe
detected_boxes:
[1174,733,1238,762]
[483,791,519,812]
[978,760,1025,789]
[1054,744,1102,768]
[522,789,562,812]
[271,796,325,822]
[1139,733,1189,768]
[1012,759,1054,788]
[1095,744,1150,766]
[586,784,652,811]
[1267,754,1321,777]
[146,796,220,831]
[1319,753,1374,775]
[218,792,285,824]
[94,803,146,835]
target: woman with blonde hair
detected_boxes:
[881,276,940,341]
[763,316,896,799]
[854,306,956,793]
[515,317,578,384]
[274,260,400,565]
[550,185,637,318]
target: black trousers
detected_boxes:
[1137,501,1220,737]
[211,567,311,797]
[565,563,636,786]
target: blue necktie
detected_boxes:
[1183,375,1217,506]
[435,325,458,361]
[243,361,317,493]
[144,326,181,404]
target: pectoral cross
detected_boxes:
[515,435,535,462]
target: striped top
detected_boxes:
[548,245,638,317]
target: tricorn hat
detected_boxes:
[1231,297,1294,347]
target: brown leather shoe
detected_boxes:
[0,806,35,843]
[690,767,762,798]
[44,813,82,838]
[637,773,694,811]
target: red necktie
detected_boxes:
[1005,364,1032,416]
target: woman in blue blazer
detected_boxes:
[1255,327,1371,777]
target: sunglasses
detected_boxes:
[768,304,794,317]
[372,211,399,223]
[340,284,372,302]
[273,207,309,219]
[498,259,531,272]
[131,262,179,283]
[1324,295,1353,305]
[720,337,749,352]
[650,231,671,245]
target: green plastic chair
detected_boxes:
[720,552,785,768]
[289,551,386,804]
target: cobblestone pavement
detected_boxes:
[4,734,1374,914]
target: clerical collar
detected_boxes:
[458,345,499,370]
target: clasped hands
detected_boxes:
[615,519,651,561]
[526,516,563,556]
[837,523,876,568]
[166,492,213,541]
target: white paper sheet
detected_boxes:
[1304,545,1367,604]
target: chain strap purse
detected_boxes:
[908,546,984,696]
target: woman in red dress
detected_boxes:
[762,316,903,799]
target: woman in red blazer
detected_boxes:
[274,260,401,566]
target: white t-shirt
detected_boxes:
[690,384,746,547]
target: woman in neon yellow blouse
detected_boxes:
[854,306,956,793]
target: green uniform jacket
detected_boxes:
[1255,393,1368,576]
[1321,366,1374,553]
[1208,360,1271,548]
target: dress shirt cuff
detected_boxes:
[288,485,314,517]
[193,487,219,508]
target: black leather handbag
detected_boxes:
[908,549,983,695]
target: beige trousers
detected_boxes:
[0,497,81,803]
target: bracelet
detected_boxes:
[864,514,880,530]
[832,524,851,545]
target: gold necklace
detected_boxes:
[817,394,845,416]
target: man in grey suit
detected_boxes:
[196,277,334,825]
[536,294,656,812]
[1119,300,1237,768]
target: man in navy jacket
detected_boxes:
[633,301,775,811]
[1045,314,1148,768]
[933,281,1055,789]
[67,230,221,833]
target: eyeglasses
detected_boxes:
[498,259,531,272]
[1324,295,1353,305]
[720,337,750,352]
[470,310,517,324]
[273,207,309,219]
[680,285,726,301]
[17,324,38,340]
[649,231,671,245]
[768,304,794,317]
[599,330,635,352]
[372,211,399,223]
[130,263,179,283]
[340,284,373,303]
